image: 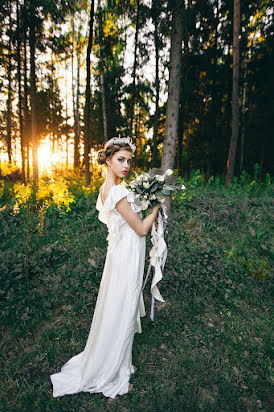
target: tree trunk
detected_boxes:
[49,46,54,154]
[29,9,38,183]
[72,14,80,170]
[161,0,184,219]
[177,110,184,176]
[225,0,240,187]
[84,0,95,186]
[161,0,183,171]
[129,0,140,140]
[17,0,25,183]
[23,23,30,181]
[240,53,247,173]
[65,60,69,170]
[76,36,80,167]
[152,0,160,167]
[7,8,12,164]
[259,142,264,181]
[98,0,108,142]
[177,1,192,177]
[208,0,219,180]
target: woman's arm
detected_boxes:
[116,198,160,236]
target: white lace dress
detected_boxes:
[50,184,146,399]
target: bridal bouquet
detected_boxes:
[128,168,185,212]
[127,168,185,321]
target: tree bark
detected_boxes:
[161,0,184,219]
[76,36,80,166]
[23,21,30,180]
[208,0,219,180]
[259,142,264,181]
[177,109,184,176]
[129,0,140,140]
[29,8,38,183]
[178,4,190,177]
[84,0,95,186]
[72,14,80,170]
[65,60,69,171]
[98,0,108,142]
[161,0,183,172]
[7,6,12,164]
[152,0,160,167]
[17,0,25,183]
[49,45,54,153]
[225,0,240,187]
[240,53,247,173]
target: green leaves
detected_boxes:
[148,168,164,177]
[150,182,159,192]
[165,185,175,191]
[165,175,177,185]
[162,188,171,195]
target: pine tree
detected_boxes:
[225,0,240,186]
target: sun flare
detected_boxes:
[37,136,72,172]
[38,139,53,170]
[3,135,98,173]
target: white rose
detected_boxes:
[141,200,150,210]
[165,169,173,176]
[150,194,156,200]
[144,194,147,199]
[157,195,165,203]
[143,182,150,189]
[135,194,140,198]
[155,175,165,182]
[181,184,185,190]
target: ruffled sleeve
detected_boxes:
[104,185,130,212]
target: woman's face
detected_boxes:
[107,149,132,178]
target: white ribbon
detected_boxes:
[142,205,168,320]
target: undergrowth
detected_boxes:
[0,171,273,412]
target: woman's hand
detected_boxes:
[152,203,161,213]
[150,203,160,222]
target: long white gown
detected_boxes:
[50,184,146,399]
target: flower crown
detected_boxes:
[105,135,136,153]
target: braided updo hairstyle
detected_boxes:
[97,142,133,166]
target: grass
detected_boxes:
[0,175,273,411]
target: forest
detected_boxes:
[0,0,273,182]
[0,1,273,411]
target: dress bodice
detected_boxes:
[96,184,142,236]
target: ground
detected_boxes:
[0,176,273,411]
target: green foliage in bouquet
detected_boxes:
[127,168,185,211]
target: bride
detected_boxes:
[50,136,160,399]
